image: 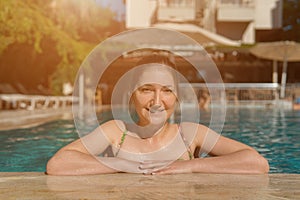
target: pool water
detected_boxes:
[0,108,299,173]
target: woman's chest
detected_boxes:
[111,133,195,162]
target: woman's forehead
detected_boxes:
[139,83,174,89]
[135,64,175,87]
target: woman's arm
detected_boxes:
[47,121,119,175]
[46,120,148,175]
[143,124,269,175]
[46,138,119,175]
[46,138,152,175]
[152,148,269,175]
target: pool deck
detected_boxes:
[0,105,111,131]
[0,107,74,131]
[0,173,299,199]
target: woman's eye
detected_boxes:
[162,88,173,93]
[140,88,152,93]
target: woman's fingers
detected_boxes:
[145,160,191,175]
[97,157,179,174]
[97,157,147,173]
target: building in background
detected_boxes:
[125,0,283,44]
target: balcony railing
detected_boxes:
[159,0,194,8]
[218,0,254,7]
[179,83,297,108]
[157,0,196,22]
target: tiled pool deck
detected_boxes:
[0,173,299,199]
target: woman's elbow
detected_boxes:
[258,155,270,174]
[46,151,71,175]
[249,150,269,174]
[46,155,63,175]
[242,149,269,174]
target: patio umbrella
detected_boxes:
[250,41,300,98]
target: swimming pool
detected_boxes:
[0,108,299,173]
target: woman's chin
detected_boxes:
[149,115,167,125]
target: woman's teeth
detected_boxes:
[149,107,164,113]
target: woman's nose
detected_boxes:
[152,90,162,105]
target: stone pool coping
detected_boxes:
[0,172,299,199]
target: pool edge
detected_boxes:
[0,172,299,199]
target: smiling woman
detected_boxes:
[46,50,269,176]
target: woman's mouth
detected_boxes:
[148,105,165,113]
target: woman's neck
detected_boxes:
[127,122,167,139]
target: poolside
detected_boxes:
[0,172,299,199]
[0,107,73,131]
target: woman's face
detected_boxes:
[131,65,177,126]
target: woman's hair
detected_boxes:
[129,49,179,94]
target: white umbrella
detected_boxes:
[250,41,300,98]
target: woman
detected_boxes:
[46,52,269,175]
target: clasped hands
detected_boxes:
[97,157,192,175]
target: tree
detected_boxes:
[0,0,124,94]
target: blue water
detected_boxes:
[0,108,299,173]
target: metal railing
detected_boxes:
[179,83,298,108]
[159,0,195,7]
[0,94,78,110]
[218,0,254,7]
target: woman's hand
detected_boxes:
[151,160,193,175]
[97,157,147,174]
[138,160,192,175]
[98,158,184,174]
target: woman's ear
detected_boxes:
[127,91,132,98]
[128,91,135,104]
[128,97,139,123]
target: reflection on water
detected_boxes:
[0,120,78,172]
[0,108,299,173]
[217,108,300,173]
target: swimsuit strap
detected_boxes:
[178,124,194,160]
[115,130,127,157]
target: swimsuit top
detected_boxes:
[115,124,194,160]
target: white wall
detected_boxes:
[126,0,157,28]
[255,0,282,29]
[217,7,254,22]
[242,21,255,44]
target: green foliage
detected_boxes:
[0,0,123,95]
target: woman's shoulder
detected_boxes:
[101,120,126,131]
[98,120,126,139]
[177,122,210,146]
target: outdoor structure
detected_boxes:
[122,0,300,108]
[0,94,77,110]
[125,0,283,44]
